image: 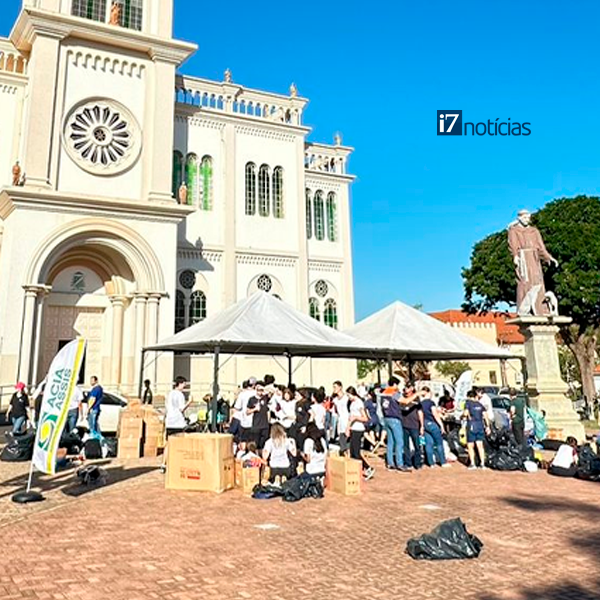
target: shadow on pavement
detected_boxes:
[480,495,600,600]
[0,461,157,500]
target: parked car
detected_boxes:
[81,390,128,435]
[489,394,511,429]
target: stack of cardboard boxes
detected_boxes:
[117,401,165,460]
[117,403,144,460]
[165,433,235,493]
[141,405,165,457]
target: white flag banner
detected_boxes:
[32,338,86,475]
[454,369,473,408]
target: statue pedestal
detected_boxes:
[508,316,585,442]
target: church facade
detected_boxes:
[0,0,356,399]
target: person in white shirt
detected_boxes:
[234,378,256,442]
[476,388,495,425]
[310,390,327,433]
[66,385,84,433]
[165,376,191,434]
[331,380,350,455]
[346,386,375,480]
[274,388,297,430]
[548,437,579,477]
[302,422,328,478]
[263,424,297,484]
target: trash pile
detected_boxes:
[485,426,535,472]
[251,472,325,502]
[406,518,483,560]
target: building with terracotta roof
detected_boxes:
[429,310,525,388]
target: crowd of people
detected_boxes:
[161,373,534,481]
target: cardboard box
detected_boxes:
[326,455,362,496]
[119,416,143,438]
[547,428,564,441]
[123,403,144,418]
[235,461,262,495]
[118,438,141,460]
[165,433,234,493]
[143,443,162,458]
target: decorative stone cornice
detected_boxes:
[236,253,297,268]
[308,260,343,273]
[0,187,194,223]
[305,171,356,184]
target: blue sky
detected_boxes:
[3,1,600,319]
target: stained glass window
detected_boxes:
[309,297,320,321]
[323,299,338,329]
[326,192,338,242]
[199,155,213,211]
[306,189,313,239]
[245,163,256,215]
[273,167,284,218]
[314,191,325,241]
[172,151,183,198]
[175,291,186,333]
[189,291,207,325]
[185,154,199,206]
[258,165,270,217]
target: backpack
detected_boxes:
[83,438,103,460]
[0,431,35,462]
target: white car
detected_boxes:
[80,391,128,434]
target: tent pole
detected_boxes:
[408,359,414,382]
[211,346,220,433]
[387,354,393,380]
[137,350,146,398]
[287,353,293,387]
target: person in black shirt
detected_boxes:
[400,383,424,469]
[7,382,29,434]
[247,381,270,449]
[142,379,153,405]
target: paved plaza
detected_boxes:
[1,454,599,600]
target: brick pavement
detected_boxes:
[1,457,600,600]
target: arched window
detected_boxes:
[309,298,320,321]
[172,151,183,198]
[305,189,313,239]
[245,162,256,215]
[175,291,186,333]
[72,0,106,22]
[185,153,199,206]
[189,291,207,325]
[258,165,271,217]
[326,192,338,242]
[323,299,338,329]
[272,167,284,218]
[199,155,213,211]
[314,191,325,240]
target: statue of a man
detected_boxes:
[12,161,21,186]
[508,209,558,316]
[109,2,122,25]
[178,181,188,205]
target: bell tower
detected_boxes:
[10,0,196,202]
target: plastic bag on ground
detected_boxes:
[406,518,483,560]
[527,408,548,441]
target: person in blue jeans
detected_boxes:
[380,378,410,472]
[7,382,29,435]
[464,389,491,469]
[420,387,449,467]
[87,376,103,436]
[401,390,424,470]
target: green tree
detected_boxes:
[435,361,471,384]
[462,195,600,402]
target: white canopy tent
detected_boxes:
[345,301,514,378]
[143,292,380,428]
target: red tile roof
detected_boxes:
[429,309,525,346]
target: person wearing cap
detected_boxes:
[7,382,30,435]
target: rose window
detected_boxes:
[257,275,273,292]
[63,100,141,175]
[315,280,329,297]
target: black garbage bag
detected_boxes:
[485,425,513,451]
[76,465,108,487]
[60,431,82,455]
[406,518,483,560]
[486,447,524,471]
[576,445,600,481]
[281,473,324,503]
[446,429,467,457]
[1,430,35,462]
[251,484,285,500]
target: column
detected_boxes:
[296,136,309,311]
[145,293,162,385]
[144,57,178,203]
[110,296,127,387]
[134,293,148,383]
[18,287,39,385]
[31,286,50,386]
[223,123,237,304]
[20,33,63,188]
